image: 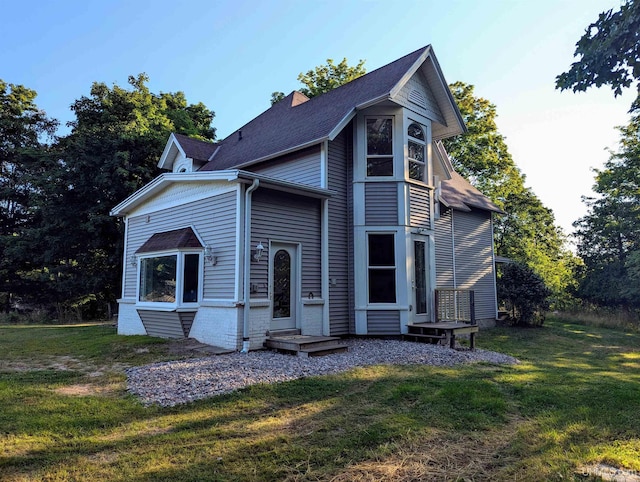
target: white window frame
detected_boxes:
[407,121,427,183]
[135,249,203,309]
[365,116,395,178]
[366,232,397,304]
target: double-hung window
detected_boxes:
[367,233,396,303]
[366,117,394,177]
[408,122,426,182]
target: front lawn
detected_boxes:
[1,319,639,481]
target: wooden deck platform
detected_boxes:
[405,322,479,350]
[264,333,348,357]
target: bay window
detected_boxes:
[138,251,201,305]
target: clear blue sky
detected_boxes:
[2,0,634,237]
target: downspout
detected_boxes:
[241,178,260,353]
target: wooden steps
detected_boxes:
[264,333,348,357]
[404,322,479,350]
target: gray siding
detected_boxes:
[251,189,321,299]
[365,183,398,225]
[395,69,445,124]
[250,146,322,187]
[137,310,187,338]
[367,310,401,335]
[452,209,496,323]
[434,207,454,288]
[328,126,354,335]
[409,184,431,228]
[125,191,237,300]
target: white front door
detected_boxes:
[270,243,299,331]
[412,237,430,324]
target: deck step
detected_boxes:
[266,328,301,337]
[264,335,348,357]
[298,344,349,358]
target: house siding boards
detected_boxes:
[435,207,455,288]
[365,182,398,225]
[251,189,322,299]
[367,310,401,335]
[408,184,431,228]
[395,69,445,125]
[250,147,322,187]
[452,209,497,324]
[327,126,354,335]
[124,191,237,300]
[137,310,187,338]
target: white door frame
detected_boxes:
[411,235,430,324]
[269,241,301,331]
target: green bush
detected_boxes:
[497,262,551,326]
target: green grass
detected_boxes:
[1,319,639,481]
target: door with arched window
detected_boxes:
[269,243,299,331]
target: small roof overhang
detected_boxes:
[110,170,334,217]
[136,227,203,253]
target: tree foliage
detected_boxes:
[0,80,58,312]
[5,74,215,319]
[497,262,551,326]
[443,82,577,305]
[556,0,640,111]
[271,58,366,105]
[573,114,640,308]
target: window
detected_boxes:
[139,252,200,304]
[408,122,426,181]
[366,117,393,176]
[368,233,396,303]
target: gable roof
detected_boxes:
[196,44,464,172]
[172,133,217,162]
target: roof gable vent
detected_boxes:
[408,89,427,109]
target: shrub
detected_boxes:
[498,262,551,326]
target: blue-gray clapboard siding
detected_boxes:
[250,146,322,187]
[394,69,445,125]
[365,183,398,225]
[328,126,354,335]
[251,189,321,299]
[367,310,401,335]
[409,184,431,228]
[137,310,195,338]
[125,191,237,300]
[434,207,455,288]
[452,209,497,323]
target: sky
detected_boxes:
[1,0,635,238]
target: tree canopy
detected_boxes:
[573,113,640,307]
[556,0,640,111]
[443,82,578,304]
[271,58,366,105]
[2,75,215,318]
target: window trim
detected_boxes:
[407,121,427,183]
[366,232,397,304]
[135,248,203,309]
[365,116,394,178]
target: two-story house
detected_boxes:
[110,45,503,351]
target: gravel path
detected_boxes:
[125,338,519,407]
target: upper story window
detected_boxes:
[408,122,426,182]
[366,117,393,177]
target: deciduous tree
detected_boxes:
[556,0,640,111]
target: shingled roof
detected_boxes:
[440,171,504,214]
[197,44,462,171]
[172,133,217,163]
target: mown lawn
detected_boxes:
[0,319,639,481]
